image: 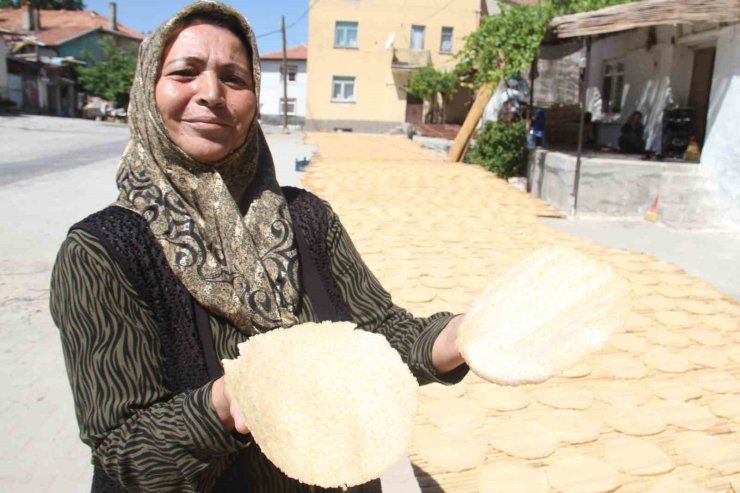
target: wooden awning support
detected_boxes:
[447,82,496,162]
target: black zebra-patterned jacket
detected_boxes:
[50,187,467,492]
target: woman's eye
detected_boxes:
[170,69,196,78]
[224,75,247,86]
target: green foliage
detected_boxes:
[456,2,551,87]
[76,37,136,108]
[456,0,635,88]
[0,0,85,9]
[467,121,528,178]
[406,66,457,123]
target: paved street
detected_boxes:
[0,117,738,492]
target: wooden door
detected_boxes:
[405,93,423,124]
[688,47,716,146]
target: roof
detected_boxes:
[0,8,144,46]
[550,0,740,38]
[260,44,307,61]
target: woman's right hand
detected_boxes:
[211,376,250,434]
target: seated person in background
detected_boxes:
[619,111,646,154]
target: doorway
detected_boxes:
[688,47,716,147]
[405,93,423,124]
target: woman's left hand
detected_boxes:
[431,314,465,374]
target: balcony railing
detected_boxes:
[391,48,431,72]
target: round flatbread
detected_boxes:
[536,410,601,444]
[684,328,726,346]
[469,383,530,411]
[684,346,729,368]
[648,379,703,401]
[673,432,740,474]
[607,333,650,353]
[594,381,650,406]
[488,419,557,459]
[647,329,691,348]
[223,322,417,488]
[595,354,647,379]
[649,399,716,430]
[695,371,740,393]
[546,456,621,493]
[414,429,487,473]
[643,348,691,373]
[535,386,594,410]
[603,435,674,476]
[456,247,629,385]
[709,394,740,419]
[418,397,486,432]
[605,405,666,436]
[478,463,549,493]
[646,478,713,493]
[559,362,592,378]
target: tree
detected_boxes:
[76,37,136,108]
[0,0,85,9]
[406,67,457,124]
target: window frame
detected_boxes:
[280,64,299,82]
[440,26,453,54]
[410,24,426,50]
[334,21,359,49]
[331,75,356,103]
[279,97,296,115]
[601,58,625,115]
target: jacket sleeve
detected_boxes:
[323,205,468,386]
[49,230,247,493]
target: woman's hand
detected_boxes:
[211,376,250,434]
[431,314,466,374]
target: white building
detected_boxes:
[259,45,307,126]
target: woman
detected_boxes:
[619,110,646,154]
[50,2,467,492]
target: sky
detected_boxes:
[84,0,311,55]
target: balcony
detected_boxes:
[391,48,431,73]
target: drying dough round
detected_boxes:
[655,310,690,327]
[646,478,713,493]
[456,246,629,385]
[605,405,666,436]
[728,344,740,364]
[414,429,487,473]
[419,382,466,399]
[684,328,726,346]
[684,346,729,368]
[607,333,650,353]
[673,431,740,474]
[469,383,530,411]
[709,394,740,419]
[478,463,549,493]
[649,399,716,431]
[559,362,592,378]
[535,386,594,410]
[695,370,740,393]
[648,379,703,401]
[603,435,674,476]
[546,456,621,493]
[419,398,486,432]
[594,381,650,406]
[596,354,647,379]
[644,347,691,373]
[488,419,557,459]
[536,410,601,444]
[223,322,417,489]
[647,329,691,348]
[396,286,437,304]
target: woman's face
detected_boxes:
[156,22,256,162]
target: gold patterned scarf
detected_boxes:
[115,1,299,334]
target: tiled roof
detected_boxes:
[260,44,307,61]
[0,8,144,46]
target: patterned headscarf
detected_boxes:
[115,1,300,334]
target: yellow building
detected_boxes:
[306,0,488,133]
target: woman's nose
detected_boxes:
[195,71,225,107]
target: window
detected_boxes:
[332,76,356,102]
[280,64,298,82]
[335,21,358,48]
[279,98,296,115]
[602,59,625,114]
[410,25,425,50]
[440,27,453,53]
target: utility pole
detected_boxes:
[281,15,289,133]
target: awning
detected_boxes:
[550,0,740,38]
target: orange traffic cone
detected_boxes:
[645,193,659,222]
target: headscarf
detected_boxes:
[115,1,300,334]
